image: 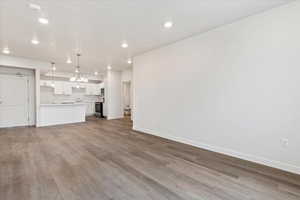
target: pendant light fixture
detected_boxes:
[70,53,88,83]
[51,62,55,87]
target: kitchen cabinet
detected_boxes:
[40,80,102,96]
[85,84,101,96]
[95,84,102,95]
[40,80,47,86]
[99,82,104,89]
[39,104,86,127]
[54,81,72,95]
[54,82,64,95]
[40,80,52,87]
[63,82,73,95]
[85,102,95,116]
[85,84,93,95]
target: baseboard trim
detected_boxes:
[107,116,124,120]
[133,125,300,175]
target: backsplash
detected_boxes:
[40,86,101,104]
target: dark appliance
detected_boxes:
[95,102,104,118]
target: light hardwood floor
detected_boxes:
[0,117,299,200]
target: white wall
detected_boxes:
[0,55,49,70]
[122,82,131,108]
[121,68,132,82]
[121,68,133,106]
[121,68,133,119]
[106,70,123,120]
[35,69,41,126]
[133,1,300,174]
[103,76,108,117]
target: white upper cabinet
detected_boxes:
[54,81,64,94]
[40,80,102,96]
[63,82,73,95]
[85,84,93,95]
[54,81,64,95]
[96,83,103,95]
[40,80,52,87]
[85,83,101,96]
[99,82,104,89]
[40,80,47,86]
[53,81,72,95]
[94,84,101,95]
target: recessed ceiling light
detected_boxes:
[66,58,72,64]
[127,58,132,64]
[121,42,128,48]
[94,71,98,75]
[29,3,41,10]
[2,47,10,54]
[38,17,49,25]
[31,39,39,45]
[164,21,173,29]
[107,65,112,70]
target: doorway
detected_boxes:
[122,81,131,117]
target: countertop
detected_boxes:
[40,103,87,106]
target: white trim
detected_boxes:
[133,125,300,175]
[107,116,124,120]
[35,69,41,127]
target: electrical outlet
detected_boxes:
[281,138,289,147]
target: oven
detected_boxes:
[95,102,104,118]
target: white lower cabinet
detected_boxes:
[85,102,95,116]
[39,104,86,127]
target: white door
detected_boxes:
[0,74,30,128]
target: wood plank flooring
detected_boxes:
[0,117,300,200]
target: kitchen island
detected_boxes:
[39,103,86,127]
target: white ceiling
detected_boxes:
[0,0,294,74]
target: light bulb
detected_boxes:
[38,18,49,24]
[66,58,72,64]
[31,39,40,45]
[164,21,173,29]
[121,42,128,48]
[2,48,10,54]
